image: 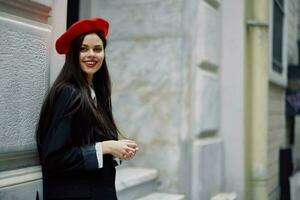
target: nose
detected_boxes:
[87,49,96,56]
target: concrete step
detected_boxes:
[211,193,237,200]
[136,192,185,200]
[116,167,159,200]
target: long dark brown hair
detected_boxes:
[36,31,120,146]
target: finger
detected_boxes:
[125,153,133,160]
[122,154,128,160]
[125,152,134,159]
[126,149,134,153]
[134,147,139,151]
[123,154,132,160]
[125,147,136,152]
[121,139,136,144]
[127,143,138,148]
[124,150,135,157]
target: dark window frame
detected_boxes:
[272,0,285,74]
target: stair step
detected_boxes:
[211,193,237,200]
[136,192,185,200]
[116,167,158,200]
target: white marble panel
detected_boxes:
[192,69,219,136]
[90,0,183,40]
[191,138,223,200]
[195,1,221,68]
[106,37,182,191]
[107,37,182,138]
[0,16,51,152]
[107,37,181,90]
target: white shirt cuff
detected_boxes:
[95,142,103,168]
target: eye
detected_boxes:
[93,47,103,53]
[80,46,89,52]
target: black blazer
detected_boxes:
[37,85,118,200]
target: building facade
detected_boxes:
[1,0,300,199]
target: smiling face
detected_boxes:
[79,33,105,83]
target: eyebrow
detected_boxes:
[81,44,103,47]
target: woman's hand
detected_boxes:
[102,139,139,160]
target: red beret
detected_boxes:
[55,17,109,54]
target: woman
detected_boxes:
[36,17,138,200]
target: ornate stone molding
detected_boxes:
[0,150,40,171]
[0,0,52,23]
[0,165,42,188]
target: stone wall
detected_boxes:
[220,0,246,198]
[0,13,50,169]
[0,0,67,199]
[189,0,222,199]
[0,9,50,200]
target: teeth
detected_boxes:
[85,61,96,65]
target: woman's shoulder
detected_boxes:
[55,83,80,97]
[51,83,82,106]
[51,83,82,113]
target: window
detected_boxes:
[272,0,285,74]
[269,0,287,86]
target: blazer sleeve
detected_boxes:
[41,86,100,173]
